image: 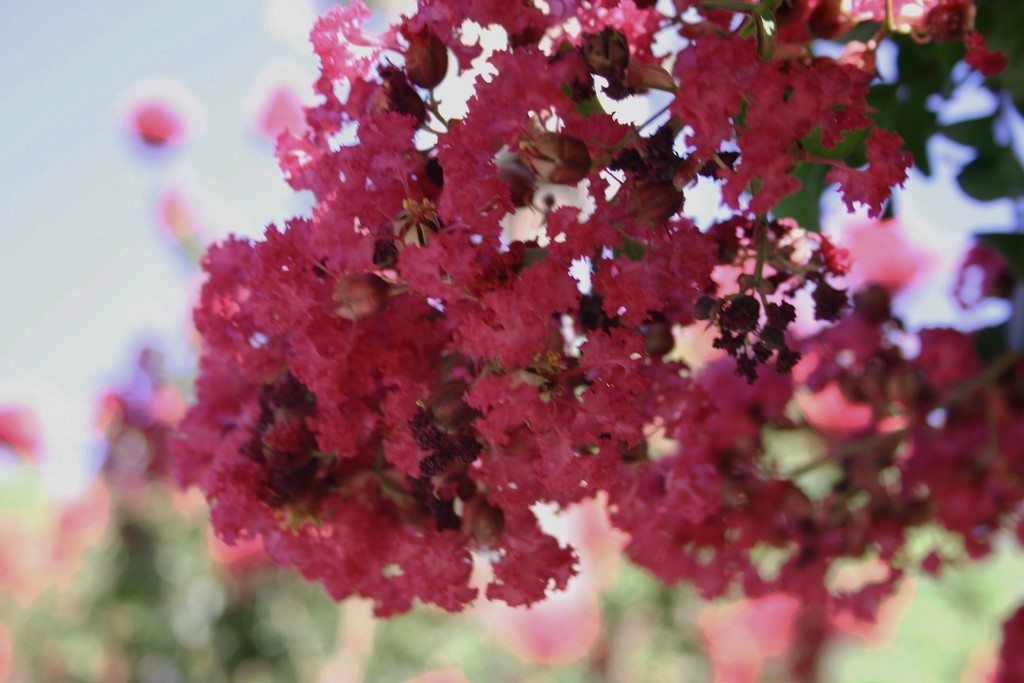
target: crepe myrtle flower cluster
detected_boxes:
[173,0,1019,654]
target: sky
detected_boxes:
[0,0,1017,497]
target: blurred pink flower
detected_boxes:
[842,218,932,295]
[961,640,998,683]
[126,98,187,147]
[479,585,602,666]
[96,348,181,496]
[0,482,110,604]
[954,242,1014,310]
[206,527,266,577]
[475,497,626,665]
[252,84,307,142]
[0,405,41,462]
[829,577,915,648]
[796,382,873,436]
[155,186,204,245]
[121,79,201,150]
[697,594,800,683]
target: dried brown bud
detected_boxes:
[643,321,675,358]
[333,274,390,321]
[428,381,475,430]
[496,154,537,207]
[854,285,892,324]
[406,30,449,89]
[808,0,854,39]
[625,62,678,93]
[775,0,809,26]
[461,498,505,545]
[379,65,426,125]
[582,27,630,77]
[694,295,717,321]
[628,182,683,226]
[520,132,591,185]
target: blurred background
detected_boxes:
[1,1,1024,681]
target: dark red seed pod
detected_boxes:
[520,132,591,185]
[808,0,854,39]
[406,29,449,89]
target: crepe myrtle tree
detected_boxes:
[171,0,1024,678]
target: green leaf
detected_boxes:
[974,322,1009,363]
[941,115,997,150]
[773,162,827,232]
[975,0,1024,105]
[560,83,605,118]
[800,126,868,160]
[957,147,1024,202]
[754,13,776,60]
[618,233,646,261]
[977,232,1024,280]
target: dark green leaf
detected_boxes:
[941,115,997,150]
[618,233,645,261]
[773,163,827,232]
[800,126,868,160]
[974,322,1009,363]
[957,147,1024,202]
[977,232,1024,280]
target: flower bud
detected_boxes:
[694,295,717,321]
[643,320,675,358]
[520,132,591,185]
[809,0,854,39]
[333,274,389,321]
[775,0,809,26]
[628,182,683,226]
[496,154,536,207]
[406,29,448,89]
[379,65,426,125]
[582,28,629,77]
[625,62,678,93]
[461,498,505,545]
[854,285,891,324]
[429,381,475,430]
[622,441,649,463]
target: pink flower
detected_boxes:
[251,83,307,142]
[126,98,187,147]
[796,382,873,436]
[121,79,202,151]
[842,218,932,295]
[697,594,800,683]
[0,405,41,462]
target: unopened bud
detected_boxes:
[644,321,675,358]
[694,295,717,321]
[333,274,389,321]
[461,498,505,545]
[497,154,537,207]
[809,0,854,39]
[520,132,591,185]
[429,381,475,430]
[625,62,678,93]
[406,30,449,89]
[582,28,629,77]
[854,285,891,323]
[628,182,683,226]
[775,0,809,26]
